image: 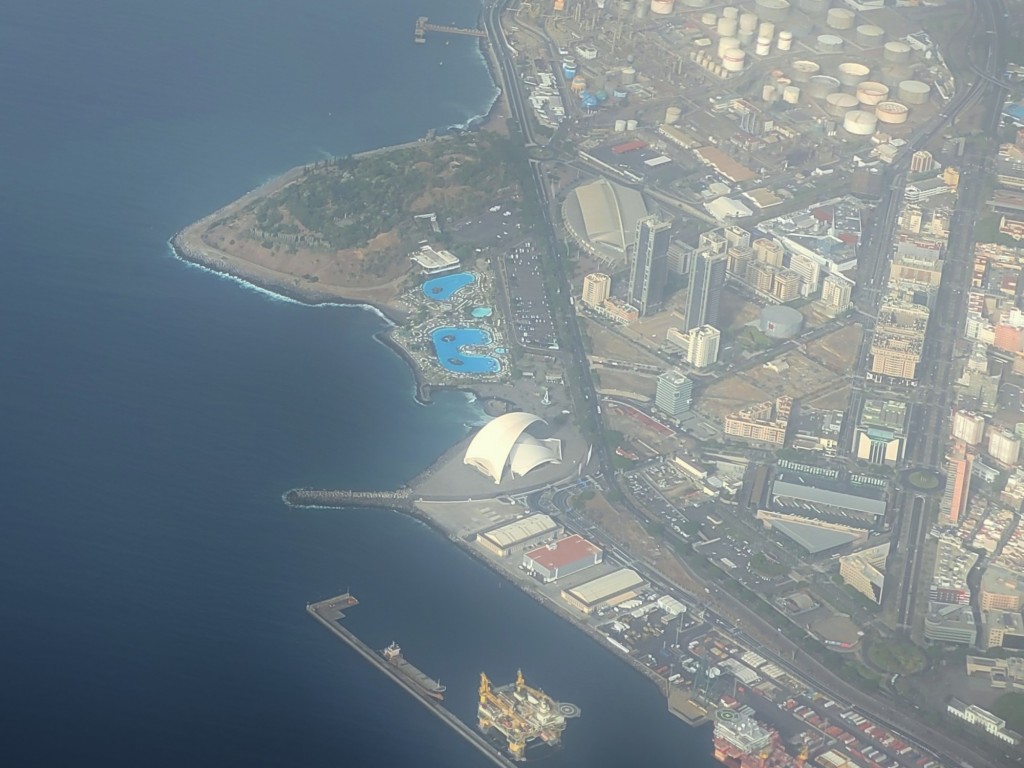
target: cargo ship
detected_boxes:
[381,642,446,700]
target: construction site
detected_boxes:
[478,670,581,760]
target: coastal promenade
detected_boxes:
[307,593,517,768]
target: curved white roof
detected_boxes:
[464,412,557,483]
[563,178,648,262]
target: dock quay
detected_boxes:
[307,593,517,768]
[283,487,412,510]
[414,16,488,44]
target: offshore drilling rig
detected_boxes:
[478,670,580,761]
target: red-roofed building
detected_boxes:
[522,534,603,583]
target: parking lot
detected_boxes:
[501,243,559,350]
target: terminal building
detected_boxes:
[522,534,603,583]
[477,514,562,558]
[561,568,648,614]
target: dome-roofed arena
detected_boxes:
[464,412,563,484]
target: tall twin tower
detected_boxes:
[628,216,671,316]
[628,216,725,331]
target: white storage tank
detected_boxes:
[777,30,793,51]
[723,5,739,18]
[701,12,717,25]
[758,21,775,40]
[621,66,637,84]
[650,0,675,15]
[856,81,889,105]
[826,7,855,29]
[665,106,682,124]
[759,305,804,339]
[754,0,791,23]
[838,62,870,87]
[756,37,772,56]
[722,48,746,73]
[717,17,739,36]
[791,60,820,82]
[817,33,844,53]
[681,0,710,6]
[898,79,931,105]
[614,119,628,132]
[883,41,912,64]
[740,12,759,32]
[856,24,885,47]
[762,84,778,102]
[808,74,841,98]
[718,35,741,57]
[875,101,909,124]
[843,109,878,136]
[825,92,859,117]
[626,118,639,130]
[782,85,800,103]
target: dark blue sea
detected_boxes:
[1,1,715,765]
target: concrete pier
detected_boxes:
[307,594,517,768]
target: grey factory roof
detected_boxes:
[770,519,863,554]
[478,514,559,549]
[771,480,886,517]
[565,567,647,606]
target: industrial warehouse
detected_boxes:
[561,568,649,614]
[476,514,562,558]
[522,534,604,583]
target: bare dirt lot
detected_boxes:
[583,317,665,367]
[804,324,864,375]
[697,377,773,420]
[593,367,659,401]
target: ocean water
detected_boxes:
[0,1,714,765]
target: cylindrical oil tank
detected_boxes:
[614,119,627,132]
[718,36,741,57]
[711,63,724,76]
[775,76,792,87]
[843,109,878,135]
[817,34,844,53]
[856,24,885,47]
[754,0,791,23]
[856,81,889,105]
[722,48,746,72]
[756,37,772,56]
[612,89,628,101]
[883,41,912,64]
[875,101,909,124]
[681,0,710,6]
[826,8,855,29]
[738,30,756,46]
[723,5,739,18]
[717,17,739,36]
[758,21,775,39]
[626,118,639,130]
[701,12,717,25]
[762,84,778,102]
[808,75,841,98]
[782,85,801,103]
[571,77,587,94]
[759,305,803,339]
[791,60,820,82]
[740,12,758,32]
[797,0,830,14]
[777,30,793,51]
[650,0,675,15]
[898,79,931,104]
[621,66,637,84]
[665,106,682,123]
[825,92,859,117]
[838,62,870,87]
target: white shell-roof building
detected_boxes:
[464,412,563,484]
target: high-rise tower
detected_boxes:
[628,216,671,317]
[685,248,727,331]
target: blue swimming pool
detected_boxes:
[431,327,500,374]
[471,306,493,318]
[422,272,475,301]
